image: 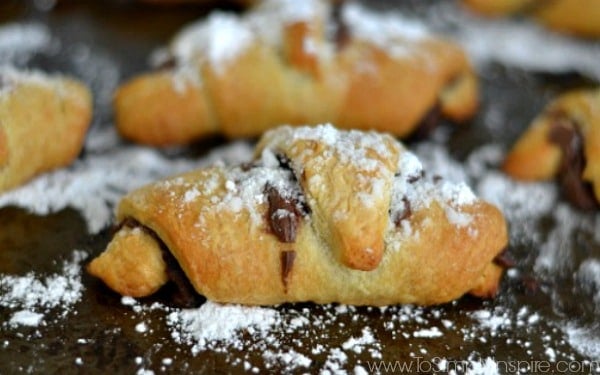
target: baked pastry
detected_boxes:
[114,0,478,146]
[462,0,600,38]
[0,66,92,193]
[503,89,600,209]
[88,124,507,306]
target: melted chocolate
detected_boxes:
[119,218,203,308]
[409,103,442,141]
[394,196,412,227]
[264,184,303,243]
[547,113,599,210]
[493,248,516,268]
[331,0,350,50]
[280,250,296,292]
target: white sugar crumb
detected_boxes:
[8,310,44,327]
[413,327,443,338]
[135,322,149,333]
[342,327,377,353]
[0,250,87,326]
[263,349,312,369]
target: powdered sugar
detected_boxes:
[162,0,438,88]
[0,23,55,66]
[427,1,600,81]
[0,65,57,96]
[167,301,281,354]
[0,127,254,233]
[0,250,87,327]
[342,3,430,58]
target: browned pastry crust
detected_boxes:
[503,89,600,208]
[88,125,507,306]
[114,0,478,146]
[0,67,92,193]
[462,0,600,38]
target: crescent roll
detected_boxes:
[88,125,507,306]
[462,0,600,38]
[0,67,92,193]
[114,0,478,146]
[503,89,600,209]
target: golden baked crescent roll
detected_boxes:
[503,89,600,209]
[0,67,92,193]
[114,0,478,146]
[88,125,507,306]
[462,0,600,38]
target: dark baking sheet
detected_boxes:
[1,1,600,373]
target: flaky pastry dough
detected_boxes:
[114,0,478,146]
[0,67,92,193]
[503,89,600,208]
[89,125,507,306]
[462,0,600,38]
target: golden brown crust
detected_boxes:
[87,227,169,297]
[89,125,508,306]
[503,89,600,202]
[0,70,92,193]
[463,0,600,38]
[114,1,478,146]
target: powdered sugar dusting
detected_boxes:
[1,250,87,327]
[0,65,57,96]
[342,3,431,58]
[162,0,438,88]
[0,127,254,233]
[427,1,600,80]
[167,301,281,354]
[0,23,55,66]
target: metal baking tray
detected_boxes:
[1,0,599,373]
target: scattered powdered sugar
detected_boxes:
[0,65,58,96]
[172,12,254,77]
[8,310,45,327]
[0,23,55,66]
[163,0,437,88]
[166,301,281,354]
[342,3,430,58]
[562,323,600,359]
[389,147,477,239]
[427,1,600,81]
[0,127,254,233]
[0,250,87,327]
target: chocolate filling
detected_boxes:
[118,218,203,308]
[493,248,516,268]
[547,112,599,210]
[264,184,304,243]
[408,103,443,142]
[394,196,412,227]
[280,250,296,292]
[331,0,350,50]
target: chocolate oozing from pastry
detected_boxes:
[409,103,443,141]
[331,0,350,50]
[493,248,516,268]
[265,184,304,243]
[547,112,599,210]
[280,250,296,292]
[394,196,412,227]
[119,218,203,308]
